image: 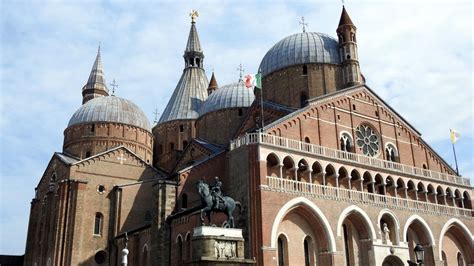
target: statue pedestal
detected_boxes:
[189,226,255,265]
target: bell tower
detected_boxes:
[337,6,362,87]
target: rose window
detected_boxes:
[355,125,379,157]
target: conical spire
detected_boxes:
[207,71,218,95]
[159,13,208,124]
[82,46,109,104]
[183,12,204,69]
[185,21,202,53]
[338,6,354,27]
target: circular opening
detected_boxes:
[94,250,107,264]
[97,185,106,194]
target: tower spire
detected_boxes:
[82,46,109,104]
[184,10,204,68]
[207,71,218,95]
[337,6,361,87]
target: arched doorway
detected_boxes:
[404,216,435,266]
[382,255,404,266]
[338,207,375,266]
[439,219,473,265]
[272,198,335,265]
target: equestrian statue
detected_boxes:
[196,177,242,228]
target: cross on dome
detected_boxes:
[110,79,118,95]
[299,16,308,32]
[237,63,245,81]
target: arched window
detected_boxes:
[340,132,353,152]
[277,236,287,266]
[457,252,465,266]
[91,124,95,133]
[302,65,308,75]
[85,151,91,158]
[179,125,184,132]
[441,251,447,266]
[169,142,175,151]
[177,236,183,263]
[94,213,103,235]
[385,143,398,162]
[143,246,149,266]
[196,58,201,67]
[304,137,310,143]
[181,194,188,209]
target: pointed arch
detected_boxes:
[438,218,474,261]
[402,215,435,244]
[270,197,336,252]
[377,209,401,244]
[336,205,376,240]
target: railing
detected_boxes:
[264,176,473,218]
[230,133,471,186]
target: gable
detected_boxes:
[71,146,165,182]
[174,139,223,172]
[263,85,457,175]
[35,154,73,196]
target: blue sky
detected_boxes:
[0,0,472,255]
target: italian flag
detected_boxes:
[243,72,262,89]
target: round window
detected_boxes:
[94,250,107,264]
[355,124,380,157]
[97,185,106,194]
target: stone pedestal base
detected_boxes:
[189,226,255,265]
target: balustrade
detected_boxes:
[263,176,473,218]
[230,133,471,186]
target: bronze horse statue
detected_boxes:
[196,180,242,228]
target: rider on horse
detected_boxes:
[211,176,225,209]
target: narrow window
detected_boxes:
[304,137,310,143]
[86,151,91,158]
[179,125,184,132]
[352,104,356,110]
[177,237,183,263]
[169,142,175,151]
[94,213,103,235]
[343,224,351,266]
[300,93,308,107]
[375,110,379,117]
[196,58,201,67]
[422,164,427,169]
[340,133,353,152]
[91,124,95,133]
[182,140,188,149]
[278,237,285,266]
[182,193,188,209]
[337,114,341,120]
[304,238,310,266]
[302,65,308,75]
[238,108,243,117]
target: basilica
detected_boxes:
[24,6,473,266]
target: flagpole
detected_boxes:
[452,142,459,176]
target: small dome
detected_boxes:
[200,81,255,116]
[68,96,151,132]
[259,32,341,76]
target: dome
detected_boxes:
[200,81,255,116]
[68,96,151,132]
[259,32,341,76]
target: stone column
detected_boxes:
[278,164,283,179]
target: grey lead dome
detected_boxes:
[200,81,255,116]
[259,32,341,76]
[68,96,151,132]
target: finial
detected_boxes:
[153,108,160,124]
[299,16,308,33]
[190,9,199,23]
[98,42,101,54]
[237,63,245,81]
[110,79,118,96]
